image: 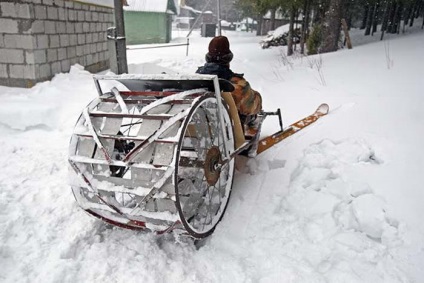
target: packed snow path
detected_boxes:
[1,28,424,282]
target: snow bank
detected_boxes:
[0,65,97,131]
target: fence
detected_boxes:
[126,38,190,56]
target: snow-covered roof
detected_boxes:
[220,20,233,27]
[263,9,286,20]
[124,0,178,14]
[180,5,202,14]
[76,0,114,8]
[240,17,257,24]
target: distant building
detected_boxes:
[124,0,179,44]
[176,5,217,30]
[261,9,289,35]
[176,5,199,29]
[235,17,258,32]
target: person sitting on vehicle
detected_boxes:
[196,36,263,139]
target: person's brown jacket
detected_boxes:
[230,75,262,116]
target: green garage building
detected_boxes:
[124,0,178,45]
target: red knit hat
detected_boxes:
[205,36,233,64]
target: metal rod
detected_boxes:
[127,42,189,51]
[83,107,113,163]
[277,108,283,131]
[261,109,284,131]
[217,0,222,36]
[212,76,228,159]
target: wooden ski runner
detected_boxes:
[256,103,329,155]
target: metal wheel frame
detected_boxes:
[174,94,235,238]
[68,74,238,237]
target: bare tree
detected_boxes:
[287,5,296,56]
[300,0,311,54]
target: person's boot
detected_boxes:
[242,114,263,157]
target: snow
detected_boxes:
[124,0,170,13]
[1,24,424,282]
[78,0,114,8]
[263,9,286,20]
[269,23,290,37]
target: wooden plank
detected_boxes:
[257,104,329,154]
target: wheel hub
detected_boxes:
[204,146,222,186]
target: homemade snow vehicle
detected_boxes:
[68,74,328,238]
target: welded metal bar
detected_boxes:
[83,107,113,163]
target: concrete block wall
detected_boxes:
[0,0,114,88]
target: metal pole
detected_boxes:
[114,0,128,74]
[217,0,222,36]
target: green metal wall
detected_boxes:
[124,11,172,45]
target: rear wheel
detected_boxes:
[175,94,235,238]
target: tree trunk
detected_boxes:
[341,18,352,49]
[294,9,299,51]
[409,0,418,27]
[422,6,424,29]
[417,0,424,19]
[287,6,296,56]
[270,8,276,30]
[321,0,343,53]
[404,5,413,26]
[372,2,380,35]
[393,2,403,34]
[365,4,375,35]
[380,1,391,40]
[305,0,311,34]
[388,2,397,33]
[313,1,326,24]
[343,0,352,29]
[256,15,263,36]
[300,0,310,54]
[361,5,370,29]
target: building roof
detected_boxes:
[180,5,202,14]
[77,0,114,8]
[263,8,289,20]
[124,0,178,14]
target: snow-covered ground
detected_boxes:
[1,25,424,282]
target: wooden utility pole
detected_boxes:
[113,0,128,74]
